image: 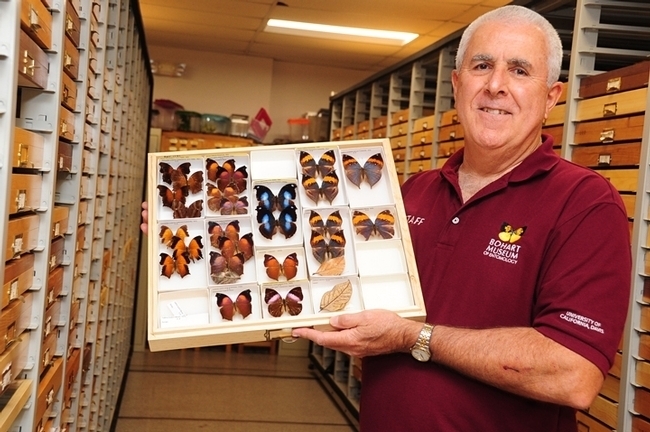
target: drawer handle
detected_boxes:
[66,15,77,34]
[64,53,74,68]
[9,278,18,301]
[395,154,401,161]
[602,102,617,117]
[606,77,621,93]
[452,114,458,124]
[1,362,12,392]
[5,322,16,347]
[15,189,26,211]
[22,51,37,77]
[60,121,68,135]
[423,121,428,129]
[450,131,456,139]
[29,7,41,30]
[46,386,55,407]
[11,233,23,256]
[17,143,32,167]
[600,128,615,143]
[598,153,612,166]
[420,137,425,144]
[419,150,425,158]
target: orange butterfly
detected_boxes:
[263,253,299,281]
[159,252,191,278]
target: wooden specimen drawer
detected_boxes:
[356,131,370,140]
[64,348,80,404]
[389,136,406,150]
[389,123,407,138]
[63,37,80,80]
[410,144,433,160]
[0,331,30,394]
[372,116,387,129]
[394,161,405,176]
[586,394,618,429]
[576,411,612,432]
[633,416,650,432]
[331,128,342,141]
[82,149,93,174]
[412,115,435,132]
[573,114,645,145]
[88,44,99,75]
[39,331,58,377]
[12,127,44,169]
[84,123,96,149]
[438,124,464,142]
[392,149,406,162]
[58,141,73,172]
[10,173,41,214]
[69,299,81,328]
[593,168,638,193]
[557,82,568,104]
[59,106,76,142]
[52,206,70,240]
[0,299,21,355]
[87,72,98,100]
[46,266,64,309]
[43,300,61,341]
[2,254,34,310]
[620,194,635,219]
[65,1,81,47]
[17,29,49,89]
[89,13,101,47]
[343,125,355,139]
[36,357,63,426]
[579,60,650,99]
[408,159,432,175]
[439,140,464,157]
[543,103,565,127]
[73,250,84,279]
[372,127,387,139]
[542,124,564,147]
[635,387,650,420]
[5,214,39,259]
[77,200,88,226]
[411,130,433,145]
[50,237,65,272]
[575,88,647,122]
[600,373,620,402]
[390,109,409,125]
[440,109,459,126]
[356,120,370,133]
[76,225,86,252]
[61,72,78,112]
[637,359,650,390]
[571,142,640,168]
[20,0,52,50]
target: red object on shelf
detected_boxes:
[248,108,273,143]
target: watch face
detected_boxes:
[411,348,430,362]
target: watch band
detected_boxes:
[410,323,434,361]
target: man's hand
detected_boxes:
[140,201,148,234]
[291,309,421,358]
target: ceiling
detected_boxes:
[139,0,516,73]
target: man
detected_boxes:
[291,5,631,431]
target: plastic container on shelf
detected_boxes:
[151,99,183,131]
[288,118,310,142]
[176,111,202,132]
[200,114,231,134]
[229,114,249,137]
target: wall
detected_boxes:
[148,45,371,143]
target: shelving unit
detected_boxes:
[0,0,151,431]
[319,1,650,430]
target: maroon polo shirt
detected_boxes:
[360,135,631,431]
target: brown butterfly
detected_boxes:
[299,150,336,178]
[352,210,395,240]
[264,287,303,318]
[173,200,203,219]
[309,210,342,237]
[263,253,299,281]
[206,158,220,183]
[209,251,245,284]
[159,225,189,247]
[170,235,204,262]
[157,185,188,209]
[342,153,384,188]
[216,159,248,193]
[159,162,191,188]
[159,252,191,278]
[310,229,346,264]
[301,171,339,205]
[216,290,252,321]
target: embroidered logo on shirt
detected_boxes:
[406,214,425,225]
[482,222,526,265]
[560,311,605,334]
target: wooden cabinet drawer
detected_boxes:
[440,109,459,126]
[61,72,78,112]
[633,415,650,432]
[573,114,645,145]
[343,125,355,138]
[394,161,405,176]
[392,149,406,162]
[9,173,41,215]
[593,168,638,193]
[575,88,647,122]
[20,0,52,50]
[2,254,34,310]
[59,106,75,142]
[83,123,96,149]
[73,250,84,279]
[542,124,564,146]
[636,359,650,390]
[543,103,565,127]
[87,72,98,100]
[635,387,650,421]
[89,13,101,47]
[331,128,342,140]
[579,61,650,99]
[46,266,64,308]
[372,116,387,129]
[63,37,80,80]
[76,225,86,252]
[408,159,432,175]
[571,142,640,168]
[557,82,568,104]
[58,141,73,172]
[389,123,407,138]
[410,144,432,160]
[620,194,635,218]
[390,109,408,125]
[64,348,80,404]
[88,43,98,75]
[52,206,70,240]
[356,120,370,133]
[585,394,617,429]
[412,115,435,132]
[43,300,61,341]
[77,200,88,226]
[576,411,613,432]
[438,124,464,142]
[371,127,387,139]
[412,129,434,145]
[12,127,44,169]
[64,1,81,47]
[17,29,49,89]
[50,237,65,273]
[389,136,406,150]
[5,214,39,259]
[0,299,21,355]
[39,331,58,377]
[69,299,80,328]
[438,140,464,157]
[36,357,63,425]
[356,131,370,140]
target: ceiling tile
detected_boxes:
[143,18,256,41]
[140,4,262,30]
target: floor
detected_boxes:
[114,346,356,432]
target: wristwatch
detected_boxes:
[410,323,434,362]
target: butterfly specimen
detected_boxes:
[498,223,526,243]
[206,158,248,193]
[158,162,204,219]
[309,210,343,237]
[216,290,253,321]
[254,184,297,212]
[157,185,188,209]
[310,229,346,263]
[299,150,336,178]
[209,251,245,284]
[159,252,191,278]
[172,199,203,219]
[342,153,384,188]
[169,235,204,262]
[207,220,254,284]
[352,210,395,241]
[264,287,303,318]
[159,225,189,247]
[256,205,298,239]
[301,171,339,205]
[218,232,254,262]
[263,253,299,281]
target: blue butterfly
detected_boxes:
[254,183,297,212]
[256,205,298,239]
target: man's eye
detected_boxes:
[475,63,490,70]
[513,68,527,76]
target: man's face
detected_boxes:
[451,21,562,153]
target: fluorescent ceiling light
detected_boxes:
[265,19,418,46]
